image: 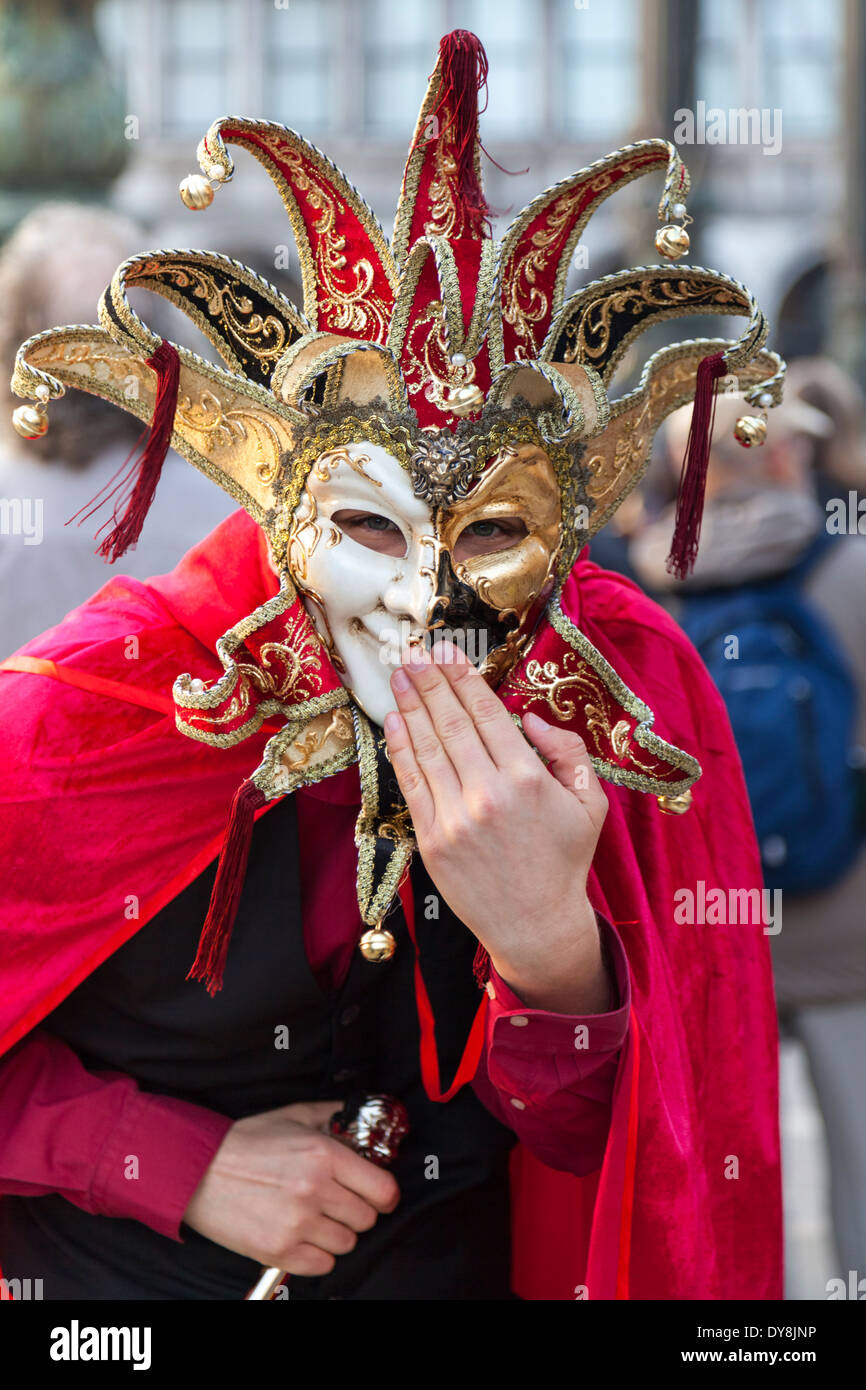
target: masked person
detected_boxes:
[0,32,785,1301]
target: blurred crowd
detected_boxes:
[594,354,866,1297]
[1,198,864,1299]
[0,203,236,657]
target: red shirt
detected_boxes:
[0,767,629,1244]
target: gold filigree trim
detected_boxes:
[353,707,415,927]
[12,325,306,524]
[199,120,398,340]
[500,140,688,358]
[542,265,760,385]
[123,250,308,381]
[537,589,702,795]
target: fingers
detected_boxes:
[522,711,608,827]
[382,706,435,835]
[281,1099,347,1132]
[322,1185,382,1236]
[331,1143,401,1215]
[385,656,463,804]
[394,645,497,788]
[429,639,536,771]
[307,1213,361,1257]
[285,1242,338,1278]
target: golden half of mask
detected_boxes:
[434,442,562,683]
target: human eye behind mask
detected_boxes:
[333,509,529,561]
[332,510,407,557]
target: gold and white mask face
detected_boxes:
[288,438,562,726]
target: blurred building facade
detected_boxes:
[0,0,861,377]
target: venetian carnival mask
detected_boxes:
[289,437,562,725]
[9,29,785,990]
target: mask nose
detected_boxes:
[381,536,437,631]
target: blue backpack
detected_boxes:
[678,535,865,894]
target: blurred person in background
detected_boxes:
[0,203,235,658]
[785,356,866,502]
[630,383,866,1280]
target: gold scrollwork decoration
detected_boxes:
[563,277,741,368]
[173,387,285,483]
[133,259,292,376]
[257,131,392,341]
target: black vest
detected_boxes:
[0,796,517,1300]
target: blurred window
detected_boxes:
[362,0,448,137]
[551,0,640,140]
[96,0,646,145]
[444,0,543,138]
[696,0,842,140]
[262,1,334,130]
[162,0,231,137]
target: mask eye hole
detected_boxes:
[332,510,408,558]
[453,517,528,562]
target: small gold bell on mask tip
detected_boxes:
[358,926,397,962]
[444,384,484,417]
[657,788,693,815]
[733,415,768,448]
[654,224,690,259]
[12,403,48,439]
[179,174,215,210]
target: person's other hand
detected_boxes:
[183,1100,400,1277]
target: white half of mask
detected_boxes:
[289,441,437,727]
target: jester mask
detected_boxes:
[10,30,784,991]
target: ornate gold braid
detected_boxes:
[120,249,310,384]
[250,703,357,799]
[353,708,415,927]
[174,573,349,746]
[540,589,702,794]
[271,333,408,412]
[542,265,762,384]
[385,238,433,360]
[198,120,399,334]
[499,140,689,352]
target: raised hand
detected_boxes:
[383,641,611,1015]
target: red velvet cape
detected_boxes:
[0,510,782,1300]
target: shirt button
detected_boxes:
[339,1005,361,1026]
[509,1097,526,1110]
[509,1015,529,1027]
[333,1067,358,1083]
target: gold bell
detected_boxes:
[654,224,690,260]
[12,403,48,439]
[657,788,693,816]
[179,174,215,211]
[445,384,484,417]
[733,415,767,448]
[358,926,397,962]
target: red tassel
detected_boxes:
[666,351,727,579]
[69,340,180,562]
[428,30,494,237]
[188,780,267,996]
[473,941,490,989]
